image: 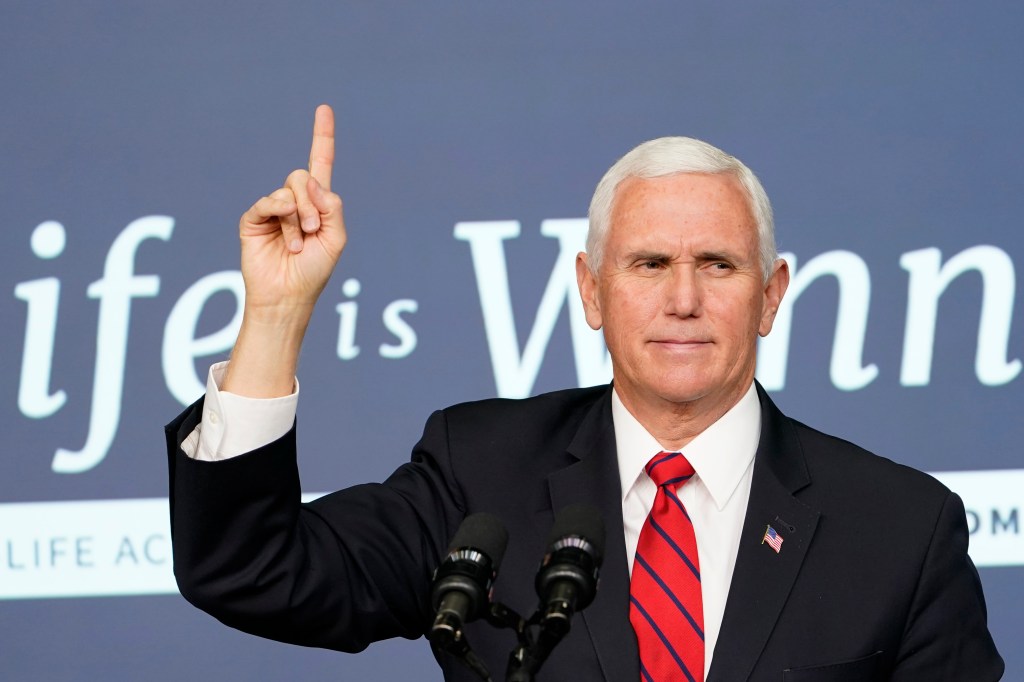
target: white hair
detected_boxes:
[586,136,777,282]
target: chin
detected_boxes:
[616,364,728,407]
[646,378,719,407]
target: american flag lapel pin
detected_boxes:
[762,525,784,553]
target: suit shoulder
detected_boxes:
[433,385,610,444]
[440,385,606,421]
[788,417,952,504]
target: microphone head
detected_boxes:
[430,513,509,627]
[547,503,605,564]
[448,512,509,569]
[535,504,605,627]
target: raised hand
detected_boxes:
[223,105,346,397]
[238,104,346,313]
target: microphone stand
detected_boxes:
[434,596,578,681]
[506,617,572,681]
[429,620,493,682]
[485,602,571,682]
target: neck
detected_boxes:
[614,382,753,451]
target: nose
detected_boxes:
[663,266,702,317]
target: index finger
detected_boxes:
[308,104,335,192]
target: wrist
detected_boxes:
[238,295,317,327]
[221,308,310,398]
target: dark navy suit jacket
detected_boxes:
[166,384,1002,680]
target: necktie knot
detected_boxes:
[645,451,695,489]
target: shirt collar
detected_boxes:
[613,382,762,511]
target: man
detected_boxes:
[167,105,1003,680]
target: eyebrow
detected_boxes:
[621,249,742,265]
[623,250,672,263]
[695,250,738,263]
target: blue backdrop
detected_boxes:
[2,2,1021,679]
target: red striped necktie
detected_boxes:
[630,451,704,682]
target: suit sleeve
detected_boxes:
[165,397,466,653]
[891,490,1003,681]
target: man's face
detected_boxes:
[576,172,788,420]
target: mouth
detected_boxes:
[650,339,711,349]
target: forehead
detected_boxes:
[609,172,756,239]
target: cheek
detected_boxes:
[602,281,650,322]
[709,288,764,338]
[601,298,656,355]
[614,298,659,336]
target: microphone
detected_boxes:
[534,503,605,638]
[429,513,509,649]
[506,504,606,681]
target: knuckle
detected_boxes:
[285,168,310,186]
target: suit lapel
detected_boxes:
[547,387,639,682]
[707,385,820,682]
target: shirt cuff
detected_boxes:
[183,360,299,461]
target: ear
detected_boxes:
[758,258,790,337]
[576,252,604,331]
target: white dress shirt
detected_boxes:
[613,383,760,678]
[183,361,298,461]
[184,363,761,677]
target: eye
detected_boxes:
[704,261,734,275]
[630,257,667,272]
[628,255,670,272]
